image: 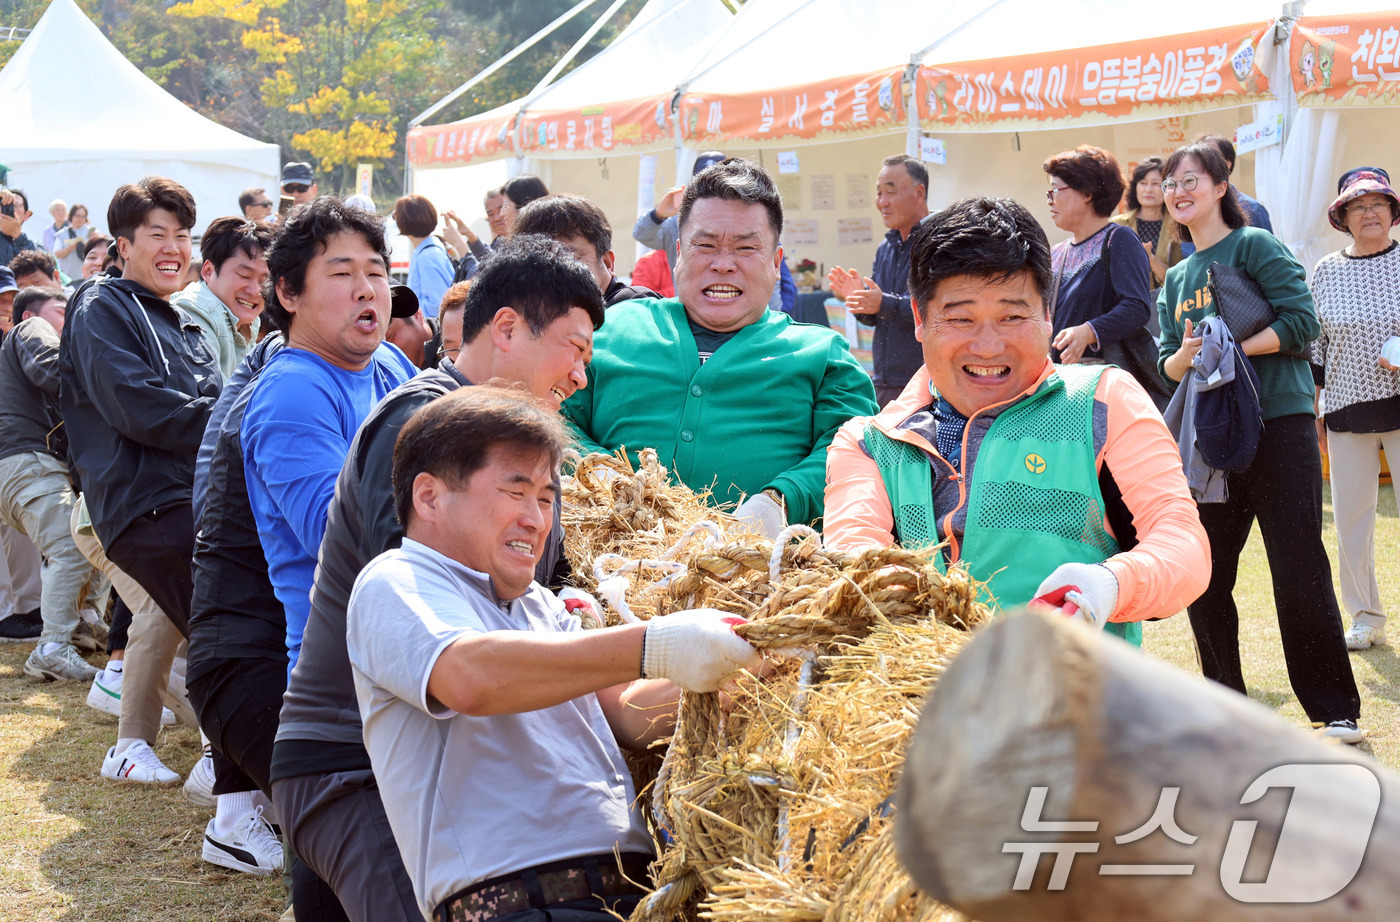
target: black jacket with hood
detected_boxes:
[59,275,221,547]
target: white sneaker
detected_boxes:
[1319,719,1367,745]
[184,750,216,808]
[1345,622,1385,650]
[100,740,180,785]
[203,805,283,875]
[85,671,176,725]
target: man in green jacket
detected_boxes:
[563,159,876,535]
[172,217,273,380]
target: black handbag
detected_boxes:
[1206,262,1276,344]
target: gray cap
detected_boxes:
[692,151,726,176]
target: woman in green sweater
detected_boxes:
[1156,142,1363,743]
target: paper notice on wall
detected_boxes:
[777,150,800,173]
[837,217,873,246]
[811,175,836,210]
[776,173,802,209]
[638,154,658,211]
[787,219,819,246]
[920,136,947,164]
[846,173,870,210]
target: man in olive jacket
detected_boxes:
[563,159,876,537]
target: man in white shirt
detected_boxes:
[346,386,760,922]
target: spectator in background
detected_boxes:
[385,287,434,369]
[1157,142,1362,744]
[1188,133,1272,256]
[239,188,275,223]
[513,194,658,306]
[172,216,273,380]
[1111,157,1183,290]
[0,285,109,682]
[51,204,93,281]
[1309,167,1400,651]
[240,198,417,677]
[394,194,452,319]
[42,200,68,254]
[500,174,550,226]
[827,153,931,407]
[564,159,876,538]
[11,249,66,295]
[0,189,37,266]
[80,233,114,280]
[637,152,796,317]
[1043,145,1168,410]
[448,188,516,285]
[281,162,318,207]
[630,247,674,297]
[422,279,470,367]
[0,267,18,335]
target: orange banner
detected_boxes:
[679,65,909,146]
[516,95,673,158]
[919,23,1272,128]
[1293,12,1400,105]
[408,110,518,169]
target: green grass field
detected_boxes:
[0,484,1396,919]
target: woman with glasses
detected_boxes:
[1042,145,1168,407]
[1157,142,1363,744]
[1110,157,1182,289]
[1309,167,1400,652]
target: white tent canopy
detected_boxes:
[0,0,279,240]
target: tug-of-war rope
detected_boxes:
[562,450,992,921]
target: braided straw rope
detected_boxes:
[561,452,990,921]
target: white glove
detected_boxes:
[642,609,762,692]
[735,491,786,540]
[1030,563,1119,630]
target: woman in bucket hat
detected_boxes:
[1310,166,1400,651]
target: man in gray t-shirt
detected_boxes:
[347,387,761,922]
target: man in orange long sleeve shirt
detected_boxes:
[824,197,1209,640]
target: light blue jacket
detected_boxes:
[172,281,258,382]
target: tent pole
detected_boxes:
[408,0,605,129]
[528,0,632,97]
[904,61,921,158]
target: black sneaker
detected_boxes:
[0,610,42,641]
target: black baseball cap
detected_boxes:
[692,150,726,176]
[281,162,315,188]
[0,266,16,295]
[390,284,420,319]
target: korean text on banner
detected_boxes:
[517,95,672,158]
[919,22,1272,129]
[408,111,518,169]
[680,66,908,147]
[1293,12,1400,105]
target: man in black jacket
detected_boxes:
[270,235,604,922]
[60,177,220,784]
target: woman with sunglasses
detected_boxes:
[1157,142,1363,743]
[1309,167,1400,653]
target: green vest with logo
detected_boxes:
[863,365,1142,646]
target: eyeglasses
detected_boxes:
[1046,185,1074,202]
[1347,200,1392,217]
[283,184,310,194]
[252,200,273,208]
[1160,176,1201,195]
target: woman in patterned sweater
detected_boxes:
[1311,166,1400,651]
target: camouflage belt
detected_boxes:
[436,854,650,922]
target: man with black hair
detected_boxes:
[239,188,275,223]
[828,153,932,406]
[346,387,757,922]
[565,158,876,539]
[61,175,221,786]
[271,234,605,922]
[824,196,1209,637]
[172,216,274,379]
[514,193,658,305]
[240,198,418,679]
[9,248,65,292]
[0,286,108,682]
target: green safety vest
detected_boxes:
[863,365,1142,646]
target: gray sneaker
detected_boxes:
[24,642,100,683]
